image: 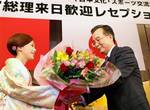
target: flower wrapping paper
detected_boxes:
[34,42,121,109]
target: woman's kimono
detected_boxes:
[0,58,59,110]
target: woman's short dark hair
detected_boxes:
[7,33,33,56]
[91,25,116,44]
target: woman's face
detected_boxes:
[20,41,36,61]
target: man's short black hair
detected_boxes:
[91,25,116,44]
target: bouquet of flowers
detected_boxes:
[43,47,104,83]
[34,43,121,110]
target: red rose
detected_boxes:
[86,61,94,69]
[60,63,68,72]
[66,47,73,56]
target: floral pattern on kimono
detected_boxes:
[0,58,59,110]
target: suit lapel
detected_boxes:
[101,46,118,67]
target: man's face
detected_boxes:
[92,28,114,54]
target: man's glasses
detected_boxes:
[92,36,106,48]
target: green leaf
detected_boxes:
[52,51,57,62]
[53,61,61,73]
[85,71,96,82]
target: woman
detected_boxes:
[0,33,59,110]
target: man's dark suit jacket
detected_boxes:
[82,46,150,110]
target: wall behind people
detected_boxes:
[0,0,149,77]
[0,17,50,70]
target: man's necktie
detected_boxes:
[101,56,109,67]
[105,56,109,62]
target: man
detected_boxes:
[82,25,150,110]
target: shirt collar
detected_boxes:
[107,45,115,57]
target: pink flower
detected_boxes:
[81,68,89,77]
[76,59,86,68]
[63,61,71,66]
[43,57,54,68]
[70,59,78,66]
